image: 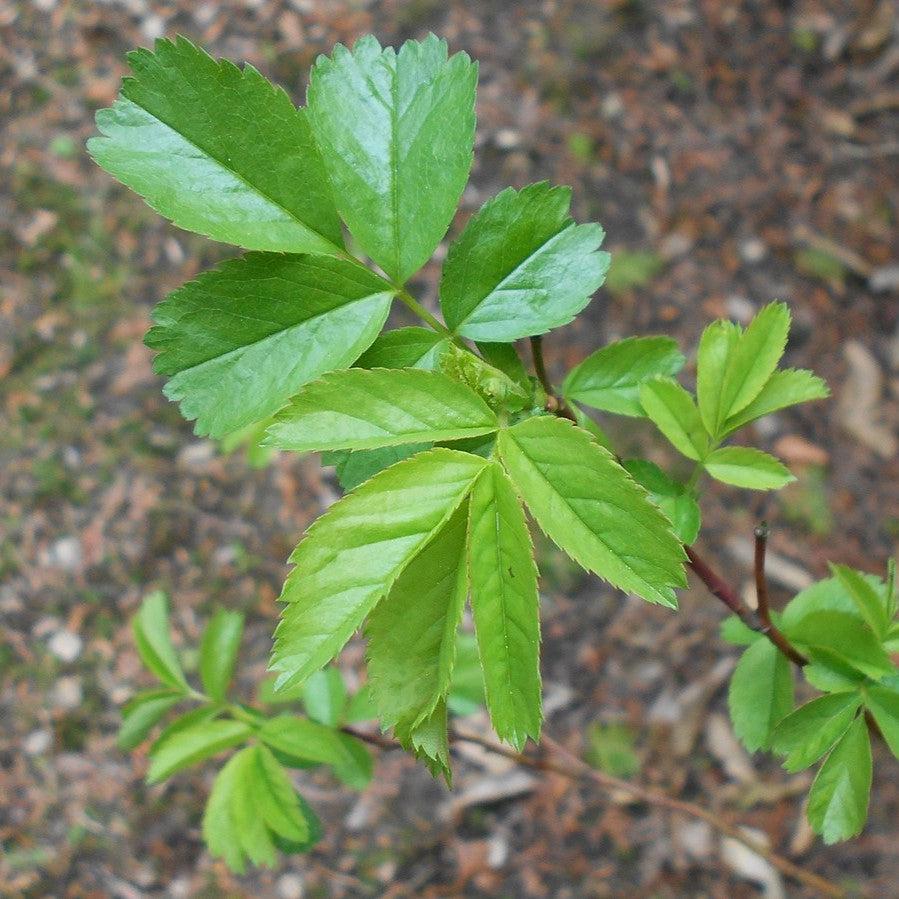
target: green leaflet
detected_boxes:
[639,378,709,461]
[146,253,393,438]
[496,416,686,607]
[133,591,189,692]
[146,719,252,784]
[356,327,450,370]
[300,667,347,727]
[622,460,701,545]
[440,182,610,341]
[308,34,477,283]
[271,448,488,691]
[864,685,899,759]
[829,563,890,640]
[259,715,372,789]
[203,750,249,873]
[771,693,862,772]
[703,446,795,490]
[89,37,342,255]
[325,444,431,492]
[228,747,278,867]
[475,342,532,389]
[366,503,469,729]
[728,638,793,752]
[468,461,542,750]
[563,337,685,417]
[722,368,829,434]
[118,689,183,751]
[265,368,499,452]
[698,302,791,437]
[253,745,311,843]
[807,716,872,843]
[199,608,244,701]
[395,698,452,783]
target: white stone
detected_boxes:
[54,676,83,710]
[49,629,82,663]
[23,729,52,755]
[44,537,82,572]
[276,873,304,899]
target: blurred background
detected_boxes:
[2,0,898,895]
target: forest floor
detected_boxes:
[2,0,898,896]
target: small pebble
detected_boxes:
[43,537,82,572]
[49,630,82,663]
[54,676,83,710]
[277,873,305,899]
[24,729,52,755]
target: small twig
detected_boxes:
[753,524,809,666]
[342,724,844,897]
[530,335,578,422]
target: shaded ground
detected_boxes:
[2,0,898,895]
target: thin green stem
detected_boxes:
[394,286,452,336]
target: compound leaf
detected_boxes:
[703,446,794,490]
[497,416,686,607]
[771,693,862,772]
[133,591,189,692]
[440,182,609,341]
[366,503,469,729]
[639,378,709,461]
[468,461,542,750]
[199,608,244,701]
[89,37,343,255]
[308,34,477,283]
[807,716,872,843]
[146,253,393,438]
[563,337,685,417]
[147,719,252,784]
[266,368,498,452]
[728,638,793,752]
[271,448,488,691]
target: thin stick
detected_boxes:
[343,724,844,898]
[530,335,578,422]
[753,524,808,666]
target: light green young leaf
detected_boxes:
[308,34,476,283]
[151,704,221,753]
[300,666,347,727]
[864,684,899,759]
[252,745,310,843]
[703,446,795,490]
[639,378,709,461]
[728,638,793,752]
[807,716,872,844]
[771,693,862,772]
[720,615,763,647]
[437,343,531,411]
[563,337,685,417]
[345,684,379,723]
[570,405,615,452]
[118,689,183,751]
[475,342,531,389]
[133,591,189,692]
[356,327,450,370]
[722,368,829,434]
[271,448,488,691]
[366,503,468,729]
[783,610,895,680]
[696,320,741,436]
[781,576,864,630]
[468,462,542,750]
[440,182,609,341]
[829,563,890,641]
[146,253,393,438]
[199,608,244,701]
[89,37,342,254]
[259,715,372,789]
[324,444,431,492]
[229,746,278,868]
[707,302,792,435]
[622,459,701,545]
[203,749,248,873]
[497,416,686,607]
[265,368,498,452]
[395,698,452,783]
[147,719,252,784]
[447,632,487,716]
